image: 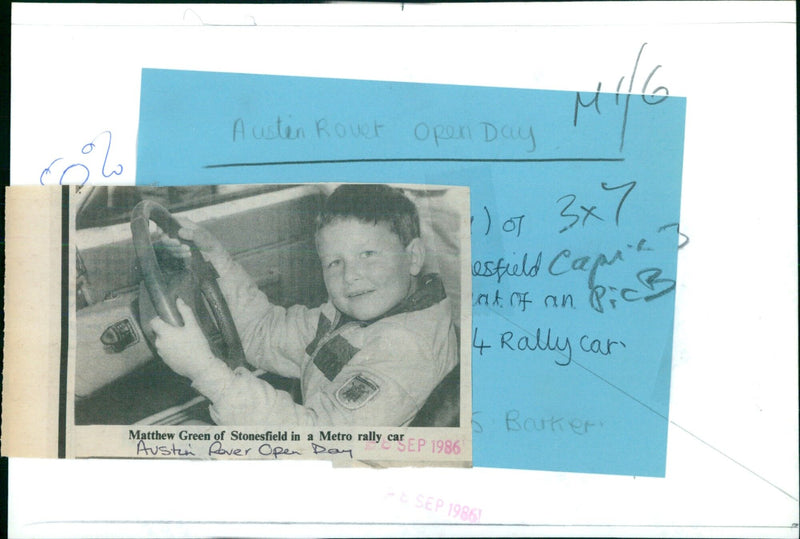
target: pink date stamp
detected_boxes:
[365,437,463,455]
[386,490,483,523]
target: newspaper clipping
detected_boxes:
[3,183,471,466]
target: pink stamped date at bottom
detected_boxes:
[365,437,463,455]
[387,491,483,523]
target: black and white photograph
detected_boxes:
[68,183,471,463]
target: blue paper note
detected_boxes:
[137,68,685,476]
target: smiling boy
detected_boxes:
[151,184,458,426]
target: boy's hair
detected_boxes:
[315,184,421,246]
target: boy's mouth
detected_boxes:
[346,289,375,299]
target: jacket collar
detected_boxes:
[336,273,447,328]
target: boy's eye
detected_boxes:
[326,259,341,269]
[360,250,378,259]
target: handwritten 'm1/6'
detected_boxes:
[574,42,670,152]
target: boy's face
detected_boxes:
[316,218,424,321]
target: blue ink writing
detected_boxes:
[40,130,123,186]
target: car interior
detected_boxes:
[73,184,462,428]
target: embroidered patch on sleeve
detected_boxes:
[335,374,380,410]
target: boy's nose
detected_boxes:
[343,260,363,284]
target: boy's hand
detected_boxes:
[157,217,226,260]
[150,298,217,380]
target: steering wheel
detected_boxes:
[130,200,246,370]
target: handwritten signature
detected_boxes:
[40,130,123,186]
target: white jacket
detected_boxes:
[192,250,458,426]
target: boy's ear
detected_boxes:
[406,238,425,276]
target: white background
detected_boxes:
[8,3,798,537]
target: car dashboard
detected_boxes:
[73,185,328,425]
